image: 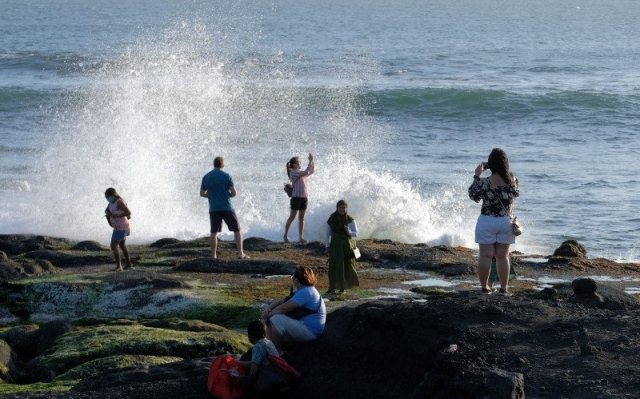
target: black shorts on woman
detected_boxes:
[290,197,308,211]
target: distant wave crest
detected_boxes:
[357,87,637,120]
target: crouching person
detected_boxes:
[237,321,279,397]
[262,266,326,353]
[238,320,302,397]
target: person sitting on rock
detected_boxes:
[262,266,326,352]
[237,320,279,387]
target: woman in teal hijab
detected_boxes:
[325,200,359,294]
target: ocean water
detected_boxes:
[1,0,639,261]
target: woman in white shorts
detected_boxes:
[469,148,520,295]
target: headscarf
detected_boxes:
[327,210,354,236]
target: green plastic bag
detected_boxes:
[489,257,517,282]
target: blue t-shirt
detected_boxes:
[290,286,326,338]
[200,169,234,211]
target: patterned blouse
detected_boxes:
[468,175,520,217]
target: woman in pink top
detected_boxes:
[284,153,315,243]
[105,187,132,271]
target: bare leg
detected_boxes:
[210,233,218,259]
[298,209,307,243]
[478,244,495,291]
[494,244,511,292]
[119,241,132,269]
[234,231,249,259]
[284,209,297,242]
[111,240,123,271]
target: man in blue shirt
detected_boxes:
[200,156,249,260]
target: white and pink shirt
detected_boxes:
[108,199,130,231]
[289,160,315,198]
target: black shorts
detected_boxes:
[209,211,240,233]
[290,197,308,211]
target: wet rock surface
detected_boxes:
[0,234,639,398]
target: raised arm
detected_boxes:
[296,153,315,177]
[468,176,484,203]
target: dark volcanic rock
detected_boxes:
[242,237,286,252]
[71,358,211,393]
[102,272,189,290]
[1,290,640,399]
[570,281,639,311]
[420,363,525,399]
[572,278,597,296]
[553,239,587,258]
[439,263,475,276]
[283,299,453,399]
[37,320,73,357]
[159,237,210,249]
[149,238,182,248]
[0,258,22,280]
[159,248,209,258]
[0,339,18,383]
[0,235,72,256]
[174,258,296,275]
[281,293,640,399]
[1,256,58,280]
[549,280,639,311]
[21,249,112,267]
[0,324,40,360]
[72,241,105,251]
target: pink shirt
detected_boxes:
[108,199,130,231]
[289,160,315,198]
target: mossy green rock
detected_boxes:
[411,287,458,297]
[41,323,249,375]
[54,354,183,381]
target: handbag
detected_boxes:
[511,217,523,236]
[498,198,523,236]
[283,183,293,197]
[283,174,299,198]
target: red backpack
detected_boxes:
[207,354,246,399]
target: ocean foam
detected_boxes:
[12,22,477,250]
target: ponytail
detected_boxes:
[286,157,299,178]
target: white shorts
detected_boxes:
[269,314,316,343]
[475,214,516,245]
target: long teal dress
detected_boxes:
[327,212,360,291]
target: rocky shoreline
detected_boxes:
[1,234,639,398]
